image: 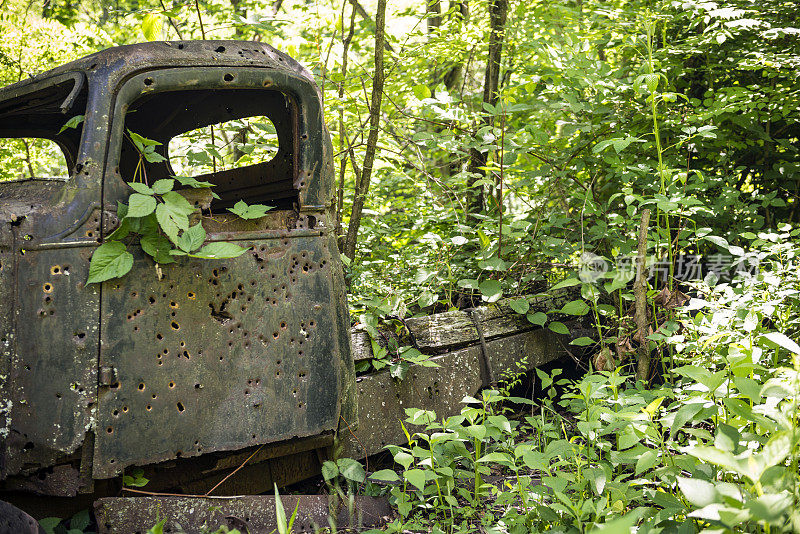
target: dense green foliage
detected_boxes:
[2,0,799,532]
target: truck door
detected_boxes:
[93,68,352,478]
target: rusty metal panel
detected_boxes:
[4,245,99,478]
[95,495,392,534]
[341,327,570,459]
[94,234,348,478]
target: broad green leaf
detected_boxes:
[588,509,645,534]
[548,321,569,335]
[190,242,249,259]
[142,13,163,41]
[140,234,175,264]
[479,279,502,302]
[127,182,153,195]
[176,223,206,253]
[58,114,84,135]
[393,451,414,470]
[635,449,658,475]
[477,452,514,465]
[760,432,791,470]
[88,242,133,284]
[509,298,530,314]
[127,129,161,148]
[151,179,175,195]
[127,193,157,217]
[670,402,704,440]
[570,336,595,347]
[70,510,91,531]
[551,277,581,290]
[39,518,62,534]
[156,191,195,241]
[761,332,800,355]
[228,200,274,219]
[370,469,400,482]
[560,299,590,316]
[404,469,427,491]
[412,84,431,100]
[337,458,366,483]
[527,311,547,326]
[677,476,719,507]
[457,278,479,289]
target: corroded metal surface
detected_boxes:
[94,495,392,533]
[95,236,347,476]
[342,327,571,458]
[0,40,353,492]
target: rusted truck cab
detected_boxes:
[0,41,354,495]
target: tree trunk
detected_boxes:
[343,0,387,259]
[466,0,508,217]
[336,1,357,246]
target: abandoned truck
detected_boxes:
[0,41,357,500]
[0,42,577,526]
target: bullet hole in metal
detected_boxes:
[170,301,178,308]
[112,409,119,416]
[273,332,279,339]
[122,406,128,412]
[156,333,163,340]
[169,381,175,388]
[152,394,157,399]
[138,383,145,391]
[188,292,196,299]
[180,341,186,347]
[43,283,53,293]
[106,427,113,434]
[280,322,287,329]
[50,265,61,275]
[183,350,190,359]
[171,321,180,330]
[146,404,152,411]
[144,78,154,86]
[130,291,138,298]
[216,46,226,53]
[176,402,185,412]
